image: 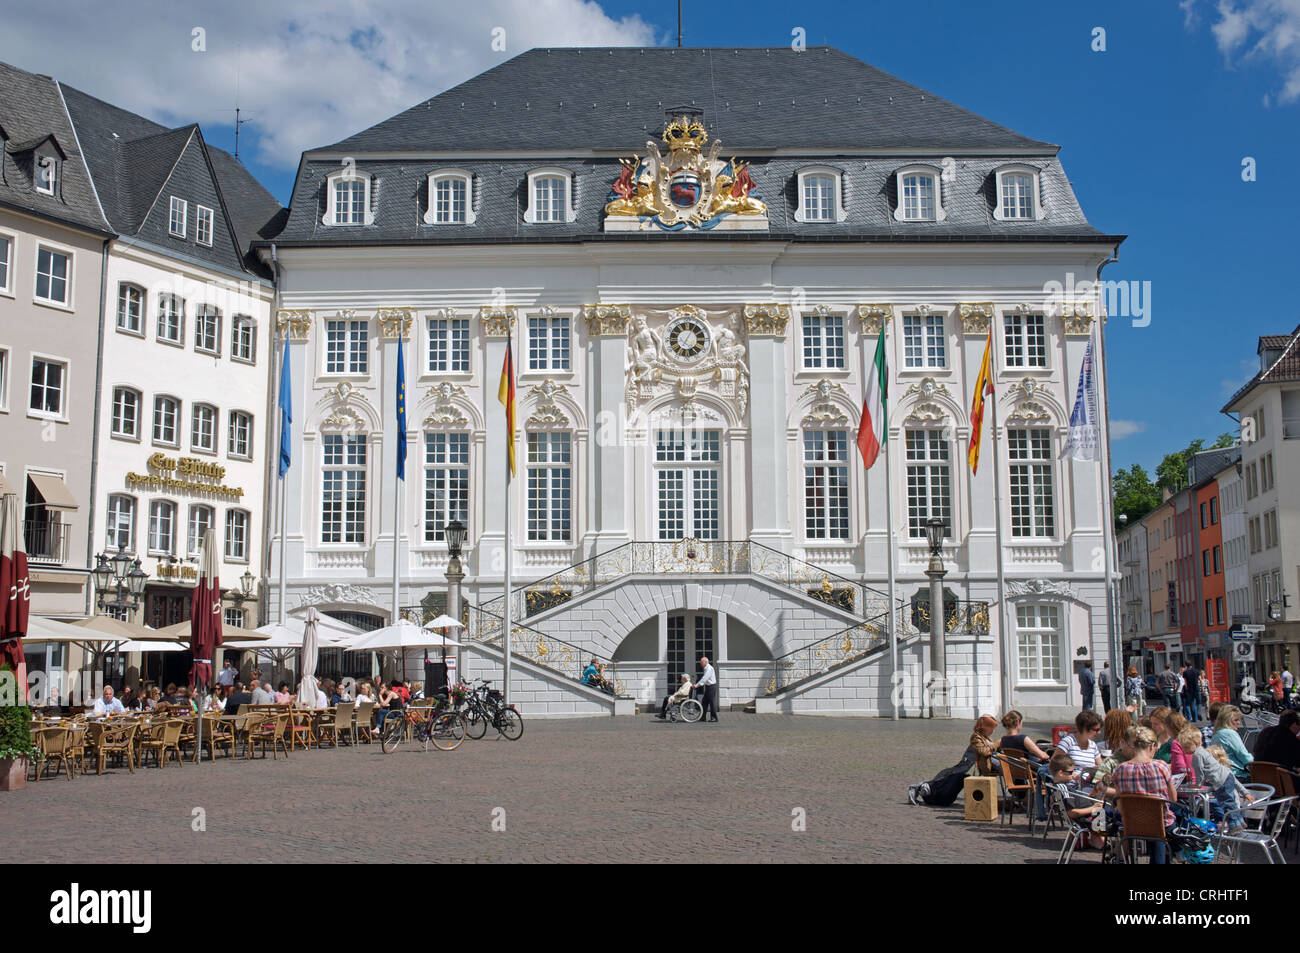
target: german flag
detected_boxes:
[968,330,994,474]
[498,334,516,479]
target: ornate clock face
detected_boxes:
[666,315,710,362]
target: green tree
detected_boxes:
[1112,463,1161,528]
[1155,439,1205,493]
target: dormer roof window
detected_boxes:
[7,134,66,197]
[794,166,847,223]
[993,164,1046,221]
[525,168,577,224]
[893,165,946,222]
[424,170,476,225]
[324,168,375,226]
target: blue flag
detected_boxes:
[396,341,407,481]
[277,340,292,478]
[1064,332,1099,461]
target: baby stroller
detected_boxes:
[908,747,978,807]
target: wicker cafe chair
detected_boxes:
[353,702,375,744]
[997,751,1037,832]
[1115,794,1171,864]
[248,712,291,760]
[64,725,87,776]
[139,719,185,768]
[289,707,315,751]
[320,703,353,747]
[182,714,226,762]
[31,726,73,781]
[1216,795,1296,864]
[87,722,137,774]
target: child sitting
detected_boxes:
[1049,751,1105,847]
[1190,739,1254,833]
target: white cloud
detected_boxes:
[0,0,658,168]
[1186,0,1300,103]
[1109,420,1146,440]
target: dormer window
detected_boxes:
[195,205,213,246]
[169,197,187,237]
[994,165,1045,221]
[34,154,57,195]
[525,169,576,224]
[424,170,476,225]
[324,169,375,226]
[794,167,847,223]
[893,166,946,222]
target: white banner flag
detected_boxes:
[1064,332,1099,461]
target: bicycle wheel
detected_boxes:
[680,699,703,723]
[431,713,466,751]
[464,708,488,740]
[496,708,524,740]
[379,715,405,753]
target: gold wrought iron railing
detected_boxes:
[470,605,628,697]
[761,600,990,696]
[475,539,896,630]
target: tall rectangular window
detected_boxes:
[1008,428,1055,537]
[902,313,946,368]
[905,430,952,538]
[169,197,187,237]
[802,174,835,221]
[158,294,184,344]
[195,205,213,246]
[532,176,566,223]
[900,173,936,221]
[528,313,570,371]
[153,396,179,445]
[1004,312,1047,368]
[527,432,572,541]
[195,306,221,354]
[225,510,248,561]
[148,501,175,555]
[803,430,849,540]
[111,387,140,438]
[654,429,721,540]
[427,315,470,372]
[0,234,11,292]
[801,312,845,369]
[35,247,69,304]
[106,495,135,551]
[322,433,367,543]
[1016,603,1061,682]
[334,179,366,224]
[325,319,368,374]
[231,316,255,363]
[191,404,217,453]
[434,178,467,224]
[117,284,143,333]
[187,505,213,556]
[228,411,252,458]
[423,432,469,542]
[1000,173,1034,219]
[29,357,65,416]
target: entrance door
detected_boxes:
[667,612,716,688]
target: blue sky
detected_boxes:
[5,0,1295,477]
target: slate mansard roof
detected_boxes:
[272,46,1121,248]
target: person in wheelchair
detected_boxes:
[656,675,695,720]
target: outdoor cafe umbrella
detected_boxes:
[189,529,222,758]
[346,619,463,681]
[296,607,321,707]
[0,485,30,694]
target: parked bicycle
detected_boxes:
[380,697,466,753]
[455,679,524,741]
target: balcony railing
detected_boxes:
[24,519,71,564]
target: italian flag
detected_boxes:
[857,327,887,469]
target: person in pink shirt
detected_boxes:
[274,682,294,705]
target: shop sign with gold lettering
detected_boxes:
[125,453,245,499]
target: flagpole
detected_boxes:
[277,333,289,626]
[885,414,899,721]
[1092,323,1121,707]
[503,446,512,707]
[990,383,1011,715]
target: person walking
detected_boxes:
[697,655,719,723]
[1181,663,1201,722]
[1098,662,1112,714]
[1157,663,1180,713]
[1078,660,1095,712]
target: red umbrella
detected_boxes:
[0,489,30,691]
[188,529,223,693]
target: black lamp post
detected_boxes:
[924,516,949,718]
[93,545,147,616]
[444,520,467,683]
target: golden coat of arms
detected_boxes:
[603,108,768,232]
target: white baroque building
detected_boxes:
[262,47,1123,720]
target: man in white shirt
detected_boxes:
[697,656,718,723]
[92,685,125,717]
[216,658,236,689]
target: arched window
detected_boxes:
[794,167,847,223]
[994,165,1045,221]
[191,403,218,453]
[324,169,375,226]
[116,283,144,334]
[893,165,946,222]
[425,170,476,225]
[111,387,141,439]
[106,494,135,551]
[525,168,575,224]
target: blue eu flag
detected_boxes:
[277,340,292,479]
[396,341,407,481]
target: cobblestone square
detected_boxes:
[7,715,1076,864]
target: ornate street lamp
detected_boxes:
[445,520,466,559]
[93,545,147,616]
[924,517,949,718]
[231,568,257,606]
[443,520,467,688]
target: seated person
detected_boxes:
[1048,751,1104,824]
[581,659,600,686]
[1111,726,1179,864]
[1056,710,1104,779]
[92,686,125,717]
[998,710,1051,762]
[225,682,254,714]
[1192,741,1254,833]
[1253,709,1300,772]
[656,675,695,720]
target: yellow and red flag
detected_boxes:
[498,334,516,479]
[968,330,994,474]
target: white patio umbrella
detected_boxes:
[346,619,464,682]
[297,607,321,707]
[423,614,465,632]
[114,639,188,653]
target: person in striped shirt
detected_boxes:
[1056,710,1104,777]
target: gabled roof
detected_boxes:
[0,60,111,234]
[321,47,1058,155]
[1222,323,1300,412]
[1188,445,1241,487]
